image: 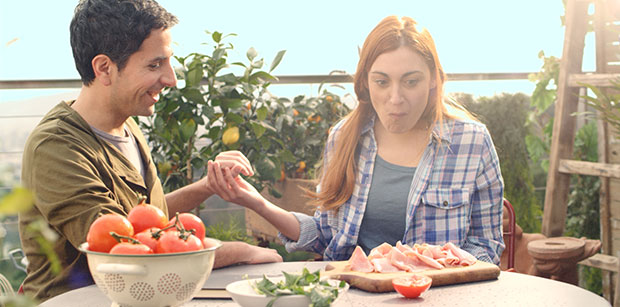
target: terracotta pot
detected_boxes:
[245,178,317,243]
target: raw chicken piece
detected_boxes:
[349,246,374,272]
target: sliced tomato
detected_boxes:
[392,274,432,298]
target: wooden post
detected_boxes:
[542,0,590,237]
[594,0,613,301]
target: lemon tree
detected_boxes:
[141,31,287,195]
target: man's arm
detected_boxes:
[165,178,213,216]
[213,241,283,268]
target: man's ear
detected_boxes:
[91,54,114,86]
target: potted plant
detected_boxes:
[141,31,286,196]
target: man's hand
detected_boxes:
[244,244,284,264]
[214,242,283,268]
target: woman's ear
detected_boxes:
[430,75,437,90]
[91,54,113,86]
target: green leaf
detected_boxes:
[279,149,296,163]
[247,47,258,61]
[250,71,277,84]
[0,187,34,215]
[181,88,205,104]
[207,126,221,140]
[225,112,244,124]
[212,31,222,43]
[251,122,267,138]
[269,50,286,72]
[186,64,204,88]
[179,118,197,142]
[215,73,238,84]
[257,106,268,121]
[251,58,264,69]
[222,98,244,109]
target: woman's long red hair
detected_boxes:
[310,16,469,211]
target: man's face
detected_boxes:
[109,28,176,118]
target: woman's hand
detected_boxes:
[207,160,264,210]
[212,150,254,177]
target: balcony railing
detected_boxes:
[0,72,534,89]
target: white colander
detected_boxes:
[78,240,220,307]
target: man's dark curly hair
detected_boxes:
[70,0,178,85]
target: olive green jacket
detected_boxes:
[18,101,167,302]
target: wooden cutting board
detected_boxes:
[322,260,500,293]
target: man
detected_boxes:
[18,0,281,302]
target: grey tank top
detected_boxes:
[91,124,146,181]
[357,155,416,255]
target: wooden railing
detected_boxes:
[0,72,535,89]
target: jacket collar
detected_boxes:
[59,101,150,192]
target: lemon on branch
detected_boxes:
[222,127,240,145]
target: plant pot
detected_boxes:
[245,178,317,243]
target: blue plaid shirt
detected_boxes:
[279,115,505,264]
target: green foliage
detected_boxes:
[565,122,600,239]
[0,188,56,306]
[205,219,255,244]
[143,31,351,198]
[526,51,560,172]
[461,93,542,233]
[141,31,287,195]
[579,78,620,135]
[528,50,602,294]
[275,91,351,179]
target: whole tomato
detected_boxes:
[109,242,153,255]
[155,230,203,254]
[166,213,206,239]
[86,214,134,253]
[127,202,168,234]
[392,274,432,298]
[134,227,162,251]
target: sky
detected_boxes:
[0,0,590,101]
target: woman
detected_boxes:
[209,15,505,264]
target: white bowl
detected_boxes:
[79,241,220,307]
[226,276,349,307]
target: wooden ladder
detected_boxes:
[543,0,620,302]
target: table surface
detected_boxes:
[39,261,611,307]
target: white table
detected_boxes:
[39,261,611,307]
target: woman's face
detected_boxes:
[368,46,434,134]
